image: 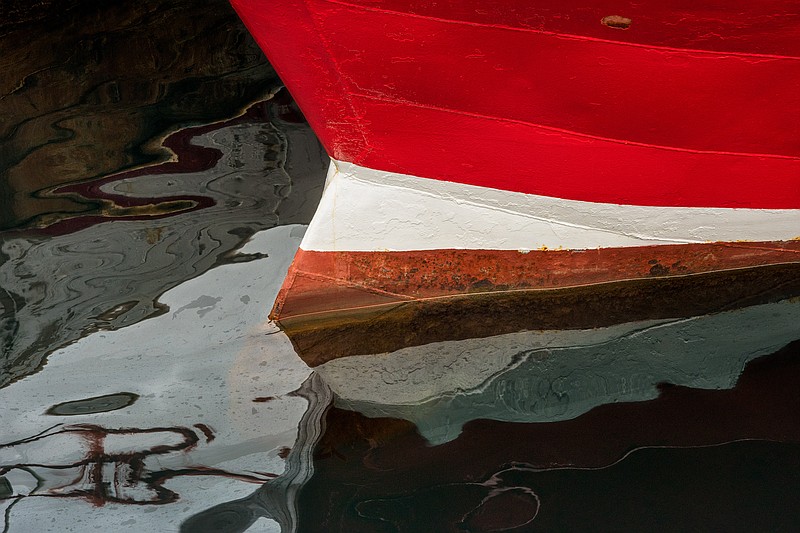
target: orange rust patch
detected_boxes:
[275,262,800,367]
[601,15,632,29]
[272,241,800,322]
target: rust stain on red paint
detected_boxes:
[601,15,632,30]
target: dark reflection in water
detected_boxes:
[46,392,139,416]
[318,298,800,445]
[0,0,328,388]
[0,96,326,387]
[1,0,275,230]
[298,335,800,532]
[153,299,799,532]
[350,441,800,532]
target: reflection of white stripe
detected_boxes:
[319,299,800,445]
[301,160,800,252]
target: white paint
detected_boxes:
[301,160,800,251]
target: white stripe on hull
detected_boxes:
[301,160,800,252]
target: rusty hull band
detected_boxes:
[275,259,800,367]
[273,241,800,320]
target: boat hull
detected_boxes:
[229,0,800,364]
[271,161,799,365]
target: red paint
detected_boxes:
[272,241,800,320]
[326,0,800,57]
[230,0,800,208]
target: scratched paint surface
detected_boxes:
[2,1,800,532]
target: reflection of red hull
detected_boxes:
[230,0,800,361]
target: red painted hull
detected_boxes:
[231,0,800,208]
